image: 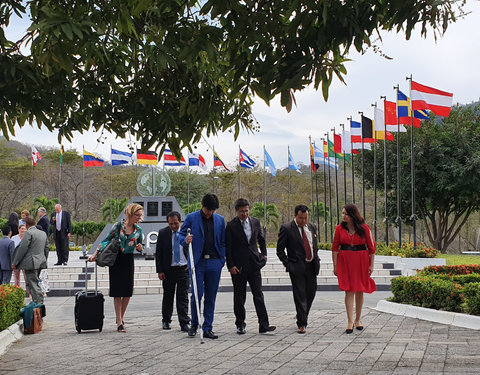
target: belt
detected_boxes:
[170,265,187,269]
[202,254,219,259]
[340,244,367,251]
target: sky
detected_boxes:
[6,2,480,170]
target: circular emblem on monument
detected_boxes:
[136,167,171,197]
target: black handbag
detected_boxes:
[96,225,121,267]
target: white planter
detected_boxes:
[0,320,23,356]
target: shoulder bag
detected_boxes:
[96,224,121,267]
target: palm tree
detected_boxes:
[250,202,280,231]
[101,198,129,222]
[33,195,59,214]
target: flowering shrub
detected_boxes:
[390,276,463,312]
[462,283,480,315]
[376,242,440,258]
[420,264,480,276]
[0,284,26,331]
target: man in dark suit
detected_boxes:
[226,198,276,335]
[50,204,72,266]
[37,207,50,237]
[156,211,190,332]
[276,204,320,334]
[179,194,225,339]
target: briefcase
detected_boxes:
[24,307,43,334]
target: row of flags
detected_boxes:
[29,79,453,175]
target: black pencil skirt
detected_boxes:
[109,252,134,297]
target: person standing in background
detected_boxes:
[37,207,50,237]
[0,225,15,284]
[50,204,72,266]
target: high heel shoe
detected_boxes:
[355,321,364,330]
[345,323,354,334]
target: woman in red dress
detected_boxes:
[332,204,376,334]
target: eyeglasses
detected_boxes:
[133,213,143,218]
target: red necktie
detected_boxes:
[301,227,312,261]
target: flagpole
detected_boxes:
[348,117,355,204]
[393,85,402,249]
[371,103,378,242]
[288,146,291,218]
[82,146,86,252]
[212,146,217,195]
[110,145,113,223]
[326,132,333,242]
[340,123,347,205]
[58,145,62,202]
[308,135,315,219]
[331,128,340,226]
[407,75,417,250]
[321,137,328,242]
[187,150,190,214]
[263,145,267,236]
[313,142,320,238]
[381,96,389,245]
[31,160,34,210]
[238,145,241,199]
[359,112,366,219]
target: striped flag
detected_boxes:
[111,148,133,166]
[189,153,207,170]
[239,148,256,169]
[164,149,186,166]
[83,150,104,167]
[137,149,158,165]
[31,145,41,166]
[411,81,453,117]
[213,151,229,171]
[264,148,276,176]
[288,150,301,174]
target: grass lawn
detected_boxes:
[438,254,480,266]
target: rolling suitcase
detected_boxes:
[75,261,104,333]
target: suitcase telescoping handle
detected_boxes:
[84,260,98,295]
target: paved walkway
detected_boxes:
[1,291,480,374]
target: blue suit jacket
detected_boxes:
[179,210,226,267]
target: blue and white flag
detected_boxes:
[288,150,301,173]
[189,153,207,170]
[239,148,256,169]
[111,148,133,166]
[264,148,276,176]
[314,145,338,170]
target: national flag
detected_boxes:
[352,142,372,151]
[328,139,349,161]
[31,145,41,166]
[59,145,64,165]
[350,121,362,143]
[361,115,375,143]
[164,149,186,166]
[314,145,338,170]
[213,151,229,171]
[137,149,158,165]
[264,148,276,176]
[411,80,453,117]
[397,90,427,128]
[341,130,352,154]
[376,130,394,141]
[384,100,406,133]
[310,143,318,172]
[334,134,342,154]
[239,148,256,169]
[189,153,207,170]
[288,150,302,174]
[83,150,104,167]
[111,148,133,166]
[374,107,395,140]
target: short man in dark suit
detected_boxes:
[179,194,225,339]
[276,204,320,334]
[226,198,276,334]
[37,207,50,237]
[50,204,72,265]
[156,211,190,332]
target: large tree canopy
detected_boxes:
[0,0,466,155]
[358,104,480,252]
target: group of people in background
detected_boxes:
[89,194,376,337]
[0,204,72,304]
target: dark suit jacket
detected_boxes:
[12,227,49,270]
[37,215,50,237]
[179,210,226,266]
[226,216,267,272]
[50,210,72,239]
[155,226,188,274]
[276,220,320,275]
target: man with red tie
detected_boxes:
[276,205,320,334]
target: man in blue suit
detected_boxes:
[179,194,225,339]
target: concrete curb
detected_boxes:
[374,299,480,330]
[0,320,23,357]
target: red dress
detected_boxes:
[332,224,376,293]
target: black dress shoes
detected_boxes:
[162,322,171,330]
[180,324,190,332]
[54,263,62,266]
[203,330,218,339]
[236,326,246,335]
[63,262,68,266]
[259,326,276,334]
[188,326,197,337]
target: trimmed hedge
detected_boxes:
[0,284,26,331]
[463,283,480,315]
[317,241,439,258]
[420,264,480,276]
